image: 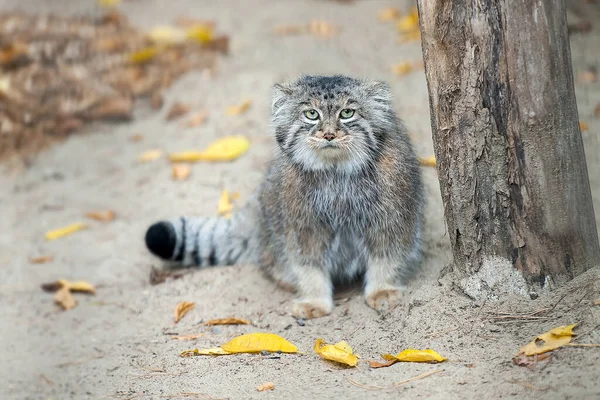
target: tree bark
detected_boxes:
[417,0,600,299]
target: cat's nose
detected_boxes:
[323,133,335,141]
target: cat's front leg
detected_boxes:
[364,257,406,312]
[289,265,334,319]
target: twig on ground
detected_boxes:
[56,354,104,367]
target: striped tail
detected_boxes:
[144,209,258,268]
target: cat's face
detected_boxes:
[271,75,396,173]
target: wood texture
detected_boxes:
[417,0,600,297]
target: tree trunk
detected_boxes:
[417,0,600,299]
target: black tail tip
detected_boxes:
[145,221,177,260]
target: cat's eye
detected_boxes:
[304,109,319,120]
[340,109,355,119]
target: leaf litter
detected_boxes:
[257,382,275,392]
[174,301,195,323]
[41,279,96,310]
[314,338,359,367]
[203,318,250,326]
[29,255,54,264]
[369,349,447,368]
[0,11,228,161]
[180,333,298,357]
[85,210,116,222]
[517,324,578,356]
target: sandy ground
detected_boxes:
[1,0,599,399]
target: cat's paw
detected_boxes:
[292,298,333,319]
[365,287,403,312]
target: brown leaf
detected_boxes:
[30,255,54,264]
[257,382,275,392]
[595,103,600,118]
[203,318,250,326]
[41,281,63,292]
[367,359,397,368]
[54,286,77,310]
[129,134,144,142]
[171,334,204,341]
[172,164,192,181]
[0,42,29,67]
[85,210,116,222]
[166,102,190,121]
[174,301,195,323]
[593,298,600,306]
[182,111,208,128]
[580,121,589,132]
[578,67,598,84]
[85,97,133,121]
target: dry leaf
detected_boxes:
[45,223,88,240]
[128,47,159,64]
[217,190,239,218]
[512,353,551,369]
[257,382,275,392]
[578,67,598,84]
[166,102,191,121]
[183,111,208,128]
[138,149,163,162]
[309,20,338,37]
[130,134,144,142]
[226,99,252,116]
[85,210,116,222]
[97,0,121,7]
[378,8,402,22]
[593,299,600,306]
[392,62,413,76]
[171,334,204,341]
[186,25,214,43]
[148,26,186,45]
[54,286,77,310]
[221,333,298,353]
[174,301,195,323]
[58,279,96,294]
[180,347,231,357]
[383,349,447,363]
[367,359,397,368]
[594,103,600,118]
[518,324,578,356]
[0,42,28,66]
[29,255,54,264]
[204,318,250,326]
[397,7,419,33]
[172,164,192,181]
[419,156,436,167]
[580,121,589,132]
[85,97,132,121]
[169,136,251,162]
[314,338,359,367]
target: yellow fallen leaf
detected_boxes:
[172,164,192,181]
[392,62,413,76]
[314,338,359,367]
[54,286,77,310]
[138,149,163,162]
[204,317,250,326]
[226,99,252,116]
[29,255,54,264]
[45,223,88,240]
[257,382,275,392]
[419,156,437,167]
[85,210,116,222]
[580,121,589,132]
[174,301,195,323]
[217,190,239,218]
[518,324,578,356]
[222,333,298,354]
[378,8,401,22]
[397,7,420,33]
[383,348,447,363]
[97,0,121,7]
[169,136,251,162]
[148,26,186,45]
[186,25,214,43]
[129,47,159,64]
[171,334,204,341]
[180,347,231,357]
[58,279,96,294]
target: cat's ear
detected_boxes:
[365,80,392,104]
[271,82,294,111]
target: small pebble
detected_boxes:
[212,327,222,334]
[260,350,270,356]
[296,318,306,326]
